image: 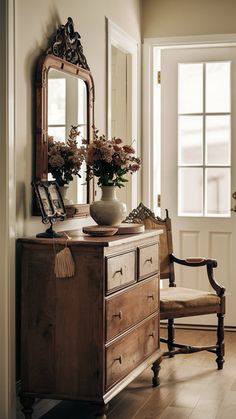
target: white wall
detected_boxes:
[142,0,236,39]
[0,1,141,418]
[15,0,141,237]
[10,0,236,415]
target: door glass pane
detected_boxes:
[206,168,230,216]
[178,63,203,114]
[206,115,231,165]
[179,116,203,165]
[179,168,203,216]
[205,62,230,113]
[48,78,66,125]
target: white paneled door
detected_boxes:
[161,47,236,327]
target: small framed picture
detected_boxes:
[32,180,66,223]
[48,182,66,216]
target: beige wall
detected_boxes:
[15,0,141,236]
[142,0,236,38]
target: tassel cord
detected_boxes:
[52,233,75,279]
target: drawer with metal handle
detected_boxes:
[106,314,159,389]
[138,242,159,280]
[106,276,159,341]
[106,249,136,293]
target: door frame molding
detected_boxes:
[106,18,139,140]
[0,0,16,417]
[142,33,236,211]
[106,18,141,210]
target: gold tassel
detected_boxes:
[54,235,75,278]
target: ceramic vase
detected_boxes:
[90,186,127,226]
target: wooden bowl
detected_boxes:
[82,226,118,237]
[115,223,145,234]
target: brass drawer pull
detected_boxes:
[114,355,122,364]
[113,267,123,277]
[147,294,154,300]
[149,332,155,338]
[113,310,122,319]
[145,257,153,264]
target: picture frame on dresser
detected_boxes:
[32,180,66,222]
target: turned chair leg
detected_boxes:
[167,318,175,356]
[216,312,225,370]
[20,396,35,419]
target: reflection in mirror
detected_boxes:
[107,19,139,212]
[48,69,87,204]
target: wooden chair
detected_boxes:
[125,203,225,369]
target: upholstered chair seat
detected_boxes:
[160,287,221,315]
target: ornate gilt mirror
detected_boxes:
[34,17,95,218]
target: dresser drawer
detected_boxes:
[138,242,159,280]
[106,276,159,341]
[106,250,136,293]
[106,315,159,389]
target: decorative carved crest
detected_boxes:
[46,17,90,70]
[124,202,168,224]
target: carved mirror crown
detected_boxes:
[34,17,94,218]
[46,17,90,69]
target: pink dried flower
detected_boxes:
[114,138,123,144]
[80,127,141,188]
[48,125,85,186]
[113,145,121,152]
[123,145,135,154]
[49,155,65,168]
[129,163,140,172]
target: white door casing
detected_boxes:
[0,0,16,418]
[160,46,236,327]
[106,18,140,213]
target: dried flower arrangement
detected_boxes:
[82,128,141,188]
[48,126,84,187]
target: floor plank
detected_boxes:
[157,406,193,419]
[19,329,236,419]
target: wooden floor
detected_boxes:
[35,329,236,419]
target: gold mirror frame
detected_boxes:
[34,17,95,218]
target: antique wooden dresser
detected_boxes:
[18,230,162,418]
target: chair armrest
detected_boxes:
[170,253,225,297]
[170,254,217,267]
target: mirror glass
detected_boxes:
[47,68,87,204]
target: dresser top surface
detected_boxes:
[18,229,162,247]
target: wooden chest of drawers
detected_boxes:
[18,230,162,418]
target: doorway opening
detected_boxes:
[145,38,236,327]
